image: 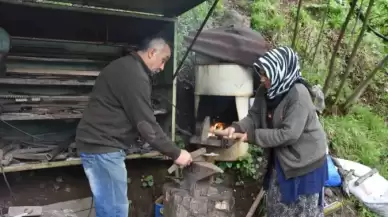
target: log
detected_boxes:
[163,182,235,217]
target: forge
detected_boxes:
[192,53,255,161]
[163,53,256,217]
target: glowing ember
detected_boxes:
[208,122,225,137]
[213,122,225,130]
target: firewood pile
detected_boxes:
[0,54,103,121]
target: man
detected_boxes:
[75,37,193,217]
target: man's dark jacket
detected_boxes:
[75,53,181,160]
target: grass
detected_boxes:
[323,105,388,178]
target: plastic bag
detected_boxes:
[324,155,342,187]
[311,84,325,114]
[336,158,388,217]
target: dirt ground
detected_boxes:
[0,159,258,217]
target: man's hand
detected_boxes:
[174,149,192,166]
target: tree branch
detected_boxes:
[323,0,358,95]
[311,0,331,65]
[343,55,388,109]
[334,0,375,104]
[292,0,304,49]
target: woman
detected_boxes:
[225,46,328,217]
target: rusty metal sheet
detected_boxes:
[27,0,207,17]
[184,26,271,67]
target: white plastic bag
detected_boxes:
[336,158,388,216]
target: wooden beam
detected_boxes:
[0,113,83,120]
[2,151,164,173]
[7,68,100,77]
[0,109,167,120]
[7,55,107,64]
[0,78,95,86]
[42,197,96,217]
[0,95,90,102]
[43,197,93,214]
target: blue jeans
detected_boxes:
[80,151,129,217]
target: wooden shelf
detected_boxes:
[0,109,167,121]
[0,113,82,121]
[0,78,95,86]
[7,68,100,77]
[0,95,90,102]
[7,55,108,64]
[2,151,164,173]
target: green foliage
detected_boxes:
[251,0,287,37]
[174,135,186,149]
[327,2,348,29]
[251,0,387,113]
[365,0,388,36]
[217,146,264,181]
[141,175,154,188]
[323,106,388,177]
[176,0,225,58]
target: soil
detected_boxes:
[0,159,257,217]
[0,158,359,217]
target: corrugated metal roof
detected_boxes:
[43,0,208,17]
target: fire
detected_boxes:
[208,122,225,137]
[213,122,225,130]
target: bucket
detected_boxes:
[154,196,164,217]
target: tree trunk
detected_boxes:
[163,182,235,217]
[343,55,388,109]
[322,0,358,95]
[291,0,304,49]
[310,0,330,65]
[334,0,375,103]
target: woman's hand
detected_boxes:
[223,127,235,138]
[238,133,248,142]
[212,126,248,142]
[224,127,248,142]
